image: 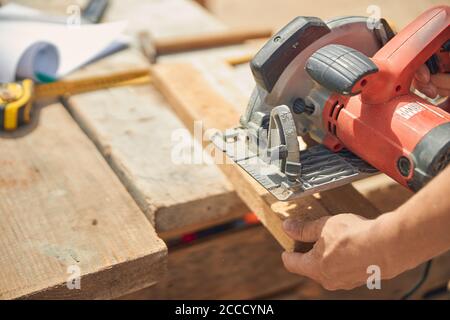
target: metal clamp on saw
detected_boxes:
[213,6,450,201]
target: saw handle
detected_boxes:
[361,5,450,104]
[305,44,379,96]
[306,6,450,103]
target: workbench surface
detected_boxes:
[0,0,256,299]
[1,0,448,300]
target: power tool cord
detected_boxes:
[401,259,433,300]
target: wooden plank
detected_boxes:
[316,184,380,219]
[353,174,414,213]
[151,62,382,251]
[49,0,252,237]
[0,103,167,299]
[208,0,444,36]
[65,53,249,237]
[119,225,303,300]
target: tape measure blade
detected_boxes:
[34,69,151,99]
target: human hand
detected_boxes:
[413,63,450,98]
[281,214,400,291]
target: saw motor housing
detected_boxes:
[213,6,450,201]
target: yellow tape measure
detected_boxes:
[0,80,34,131]
[0,69,152,131]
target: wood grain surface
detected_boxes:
[58,0,253,237]
[121,225,304,300]
[0,103,167,299]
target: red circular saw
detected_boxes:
[213,6,450,201]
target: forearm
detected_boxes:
[375,165,450,277]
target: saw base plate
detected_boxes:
[212,128,378,201]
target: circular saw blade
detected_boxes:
[266,16,385,107]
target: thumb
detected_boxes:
[414,64,431,84]
[282,216,330,242]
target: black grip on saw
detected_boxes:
[305,44,378,95]
[250,17,331,93]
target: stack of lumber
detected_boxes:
[1,0,448,300]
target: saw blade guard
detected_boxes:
[216,16,394,200]
[242,16,393,142]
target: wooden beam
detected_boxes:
[28,0,264,239]
[121,178,449,300]
[316,184,380,219]
[120,225,303,299]
[151,62,381,251]
[0,103,167,299]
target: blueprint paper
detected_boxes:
[0,4,128,82]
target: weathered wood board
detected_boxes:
[0,103,167,299]
[353,174,414,213]
[64,50,248,237]
[120,225,303,300]
[52,0,259,237]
